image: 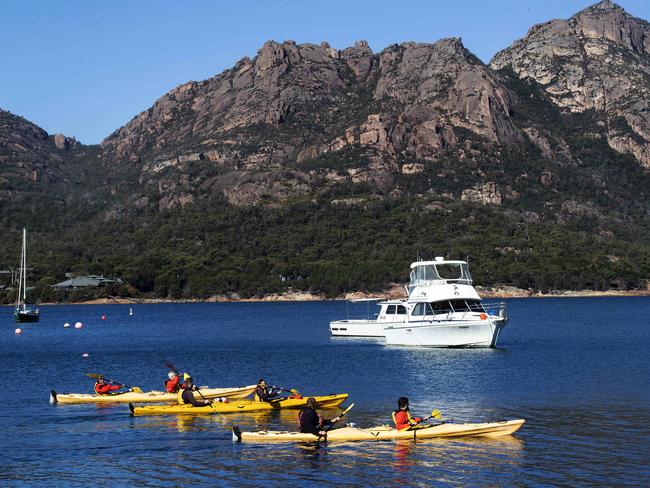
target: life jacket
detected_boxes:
[165,376,180,393]
[254,386,270,402]
[392,410,417,431]
[94,382,121,395]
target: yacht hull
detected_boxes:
[330,319,400,337]
[384,318,507,348]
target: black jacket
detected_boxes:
[255,386,279,402]
[181,388,210,407]
[298,406,333,434]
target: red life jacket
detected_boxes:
[94,382,121,395]
[164,376,181,393]
[392,410,421,431]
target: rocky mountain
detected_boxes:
[491,0,650,167]
[0,109,116,230]
[0,109,78,185]
[101,37,525,207]
[95,1,650,219]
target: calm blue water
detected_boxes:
[2,298,649,487]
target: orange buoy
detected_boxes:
[480,313,487,320]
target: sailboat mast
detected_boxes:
[22,228,27,303]
[16,230,23,308]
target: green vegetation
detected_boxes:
[0,194,648,303]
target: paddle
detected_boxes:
[418,409,443,423]
[318,402,355,442]
[164,362,211,404]
[325,402,355,432]
[85,373,143,393]
[411,409,448,428]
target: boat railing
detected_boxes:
[482,302,508,320]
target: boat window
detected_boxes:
[410,265,440,283]
[412,303,427,316]
[396,305,407,315]
[430,300,452,313]
[449,299,473,312]
[386,305,397,315]
[409,262,473,285]
[435,264,464,280]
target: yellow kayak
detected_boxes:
[50,385,256,405]
[129,393,349,416]
[233,419,525,443]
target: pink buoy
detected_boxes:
[15,328,22,335]
[82,353,89,358]
[74,322,83,329]
[101,315,106,320]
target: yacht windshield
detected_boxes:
[409,262,472,286]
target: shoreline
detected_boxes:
[6,286,647,306]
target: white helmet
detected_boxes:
[167,371,177,380]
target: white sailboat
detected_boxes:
[14,228,40,323]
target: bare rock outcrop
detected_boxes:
[491,0,650,167]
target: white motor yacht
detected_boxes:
[383,258,508,347]
[329,299,409,337]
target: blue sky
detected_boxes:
[2,0,648,144]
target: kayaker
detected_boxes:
[392,396,422,431]
[179,376,212,407]
[93,376,125,395]
[298,397,340,436]
[164,371,184,393]
[254,379,280,402]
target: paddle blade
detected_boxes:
[430,409,443,420]
[85,373,104,379]
[340,402,355,417]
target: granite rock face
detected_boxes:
[0,109,67,185]
[6,1,650,215]
[101,37,522,206]
[491,0,650,167]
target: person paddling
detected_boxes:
[164,371,187,393]
[254,379,280,402]
[392,397,423,431]
[93,376,126,395]
[298,397,341,436]
[179,376,211,407]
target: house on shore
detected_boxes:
[51,275,123,290]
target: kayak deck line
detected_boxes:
[233,419,525,443]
